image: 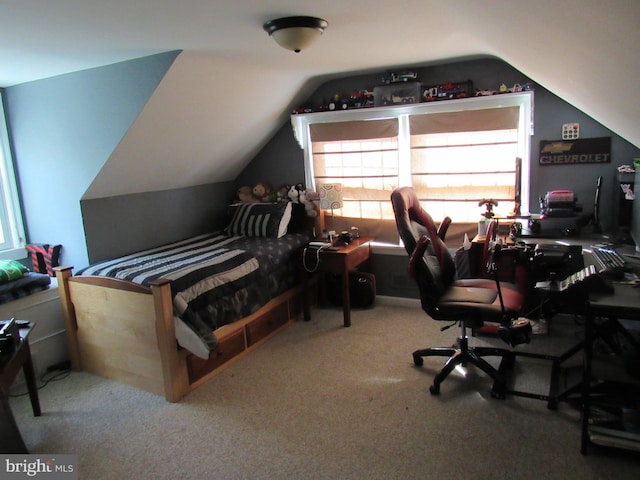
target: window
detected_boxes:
[309,119,400,242]
[0,92,26,259]
[292,92,533,243]
[409,107,522,222]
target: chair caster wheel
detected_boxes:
[490,388,506,400]
[413,355,423,367]
[429,384,440,395]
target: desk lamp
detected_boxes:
[319,183,343,237]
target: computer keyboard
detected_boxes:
[558,264,598,291]
[590,246,626,275]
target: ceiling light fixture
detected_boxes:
[263,16,328,53]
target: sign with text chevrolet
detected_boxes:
[539,137,611,166]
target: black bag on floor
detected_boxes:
[327,271,376,308]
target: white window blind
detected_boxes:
[292,92,533,244]
[309,119,400,242]
[409,107,520,222]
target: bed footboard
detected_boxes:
[55,266,190,402]
[55,266,305,402]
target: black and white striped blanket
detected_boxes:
[77,232,309,356]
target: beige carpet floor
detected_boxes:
[9,302,640,479]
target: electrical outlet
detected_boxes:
[562,123,579,140]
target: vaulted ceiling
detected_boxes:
[1,1,638,198]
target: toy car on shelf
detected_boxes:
[292,105,313,114]
[349,90,375,109]
[423,80,473,101]
[378,93,417,106]
[381,71,418,84]
[327,93,348,111]
[475,88,497,96]
[476,82,534,96]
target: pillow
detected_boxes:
[226,202,292,238]
[0,259,29,283]
[173,316,215,360]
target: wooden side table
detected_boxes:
[302,236,374,327]
[0,322,40,454]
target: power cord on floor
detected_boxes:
[9,361,71,398]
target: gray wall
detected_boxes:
[235,122,306,191]
[239,57,640,298]
[241,57,640,228]
[81,182,236,263]
[3,51,180,270]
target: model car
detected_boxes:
[381,71,418,84]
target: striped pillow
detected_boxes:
[225,202,292,238]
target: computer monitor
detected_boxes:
[631,170,640,252]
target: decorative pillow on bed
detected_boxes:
[226,202,292,238]
[0,259,29,283]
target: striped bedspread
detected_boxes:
[77,232,310,354]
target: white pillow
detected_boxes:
[173,316,212,360]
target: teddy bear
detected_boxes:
[252,182,275,202]
[299,189,318,218]
[237,185,260,203]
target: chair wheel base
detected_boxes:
[429,384,440,395]
[490,388,506,400]
[413,355,424,367]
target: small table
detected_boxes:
[0,322,40,454]
[302,236,374,327]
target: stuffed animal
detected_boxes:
[287,184,302,203]
[276,184,290,202]
[237,186,260,203]
[253,182,274,202]
[299,189,318,218]
[288,183,317,217]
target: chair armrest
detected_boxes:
[437,217,452,241]
[408,235,430,279]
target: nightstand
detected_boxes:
[302,236,374,327]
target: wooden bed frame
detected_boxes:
[55,266,308,402]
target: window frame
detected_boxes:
[0,92,27,259]
[291,91,534,221]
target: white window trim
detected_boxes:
[291,91,535,216]
[0,93,27,260]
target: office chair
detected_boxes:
[391,187,529,397]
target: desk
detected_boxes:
[302,236,374,327]
[0,322,40,453]
[500,237,640,421]
[488,234,640,452]
[582,282,640,454]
